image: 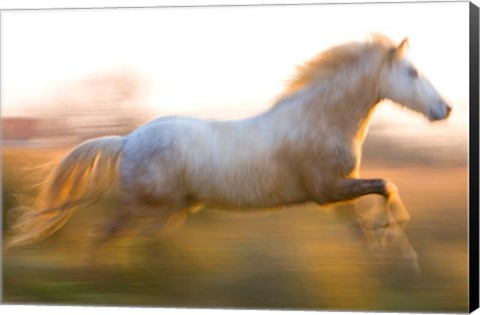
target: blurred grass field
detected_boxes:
[2,145,468,312]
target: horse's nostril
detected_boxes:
[445,104,452,117]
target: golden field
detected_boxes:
[2,145,469,312]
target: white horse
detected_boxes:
[8,35,451,270]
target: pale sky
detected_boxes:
[1,2,470,131]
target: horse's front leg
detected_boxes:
[328,178,410,229]
[327,180,420,275]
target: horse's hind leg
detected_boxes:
[84,205,133,265]
[132,204,186,241]
[125,203,188,267]
[85,200,188,266]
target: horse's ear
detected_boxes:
[392,37,409,59]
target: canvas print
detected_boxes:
[1,1,477,313]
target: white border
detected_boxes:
[0,0,472,10]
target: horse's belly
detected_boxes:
[201,194,308,211]
[191,169,309,210]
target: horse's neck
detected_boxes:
[292,63,381,145]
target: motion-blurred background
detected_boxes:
[2,2,469,312]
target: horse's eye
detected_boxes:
[408,67,419,78]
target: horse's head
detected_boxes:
[379,38,452,121]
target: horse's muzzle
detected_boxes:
[429,101,452,121]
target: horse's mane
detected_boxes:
[284,34,396,95]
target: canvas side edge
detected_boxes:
[469,1,480,313]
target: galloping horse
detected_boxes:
[8,35,451,269]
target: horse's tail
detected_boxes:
[7,136,125,248]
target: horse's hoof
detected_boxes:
[397,263,421,277]
[395,255,422,278]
